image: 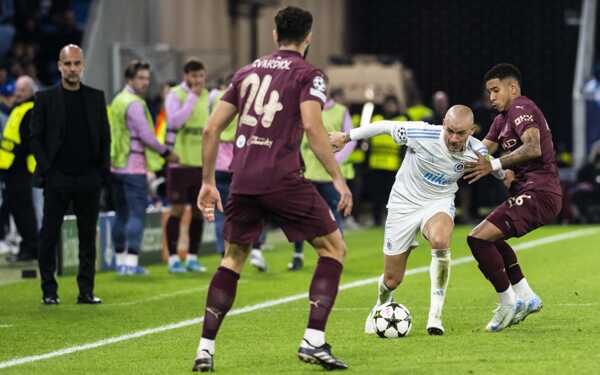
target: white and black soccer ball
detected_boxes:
[372,302,412,338]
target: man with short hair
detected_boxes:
[464,63,562,332]
[164,58,209,273]
[110,60,177,276]
[192,6,352,372]
[31,44,110,305]
[331,105,508,336]
[0,75,38,262]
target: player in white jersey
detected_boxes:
[330,105,507,335]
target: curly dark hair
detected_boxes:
[274,6,313,45]
[484,63,522,85]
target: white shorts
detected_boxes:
[383,198,455,256]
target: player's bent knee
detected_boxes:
[429,236,451,250]
[311,230,346,262]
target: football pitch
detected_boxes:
[1,225,599,374]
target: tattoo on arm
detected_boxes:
[499,127,542,168]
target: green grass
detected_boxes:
[1,225,599,374]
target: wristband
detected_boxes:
[490,158,502,171]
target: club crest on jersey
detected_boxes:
[454,162,464,173]
[236,134,246,149]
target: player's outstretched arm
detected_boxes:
[329,120,423,151]
[302,100,353,216]
[197,100,237,221]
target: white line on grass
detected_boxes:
[0,227,597,370]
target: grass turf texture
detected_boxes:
[1,225,599,374]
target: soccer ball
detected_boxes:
[372,302,412,338]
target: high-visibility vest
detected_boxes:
[212,90,237,143]
[301,102,351,182]
[159,85,209,167]
[0,101,36,173]
[368,114,408,171]
[347,113,365,164]
[407,104,433,121]
[110,89,164,172]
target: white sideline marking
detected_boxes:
[0,324,12,328]
[0,228,597,370]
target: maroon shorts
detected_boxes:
[487,190,562,238]
[167,166,202,205]
[223,180,338,245]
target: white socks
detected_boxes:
[377,274,393,306]
[498,286,517,305]
[197,338,215,357]
[512,278,535,300]
[187,254,198,263]
[125,254,138,267]
[116,253,126,267]
[303,328,325,347]
[429,249,451,320]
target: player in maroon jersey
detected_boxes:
[464,63,562,332]
[191,6,352,372]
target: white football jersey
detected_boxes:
[387,121,487,210]
[349,121,488,212]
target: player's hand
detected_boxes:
[503,169,515,189]
[329,131,348,152]
[333,177,353,217]
[196,183,223,222]
[463,151,492,184]
[166,151,179,164]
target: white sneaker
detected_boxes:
[512,295,543,324]
[485,299,523,332]
[426,315,445,336]
[249,249,267,272]
[364,306,377,334]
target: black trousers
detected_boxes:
[5,173,39,258]
[38,172,101,297]
[367,169,396,226]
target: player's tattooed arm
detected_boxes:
[498,127,542,169]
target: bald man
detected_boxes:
[330,105,509,336]
[30,44,110,305]
[0,75,38,262]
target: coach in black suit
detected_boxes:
[30,44,110,305]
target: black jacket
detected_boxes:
[29,83,110,187]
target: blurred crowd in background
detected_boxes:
[1,0,599,263]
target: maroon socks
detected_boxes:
[467,236,510,293]
[201,267,240,340]
[307,257,343,331]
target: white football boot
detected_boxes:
[486,298,524,332]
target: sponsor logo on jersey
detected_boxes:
[246,135,273,148]
[252,56,292,70]
[514,114,534,126]
[236,134,246,148]
[423,171,451,186]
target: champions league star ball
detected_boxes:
[372,302,412,338]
